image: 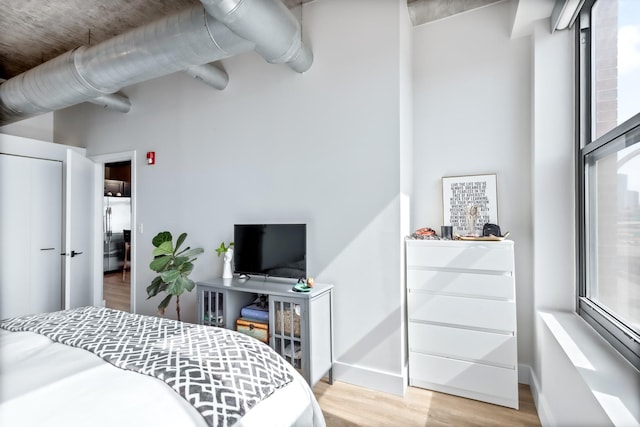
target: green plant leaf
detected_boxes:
[160,269,181,285]
[152,231,172,248]
[146,275,163,297]
[166,280,181,296]
[216,242,229,257]
[180,261,194,276]
[180,276,196,293]
[158,293,172,310]
[175,245,191,256]
[175,233,187,252]
[172,256,189,268]
[180,248,204,259]
[153,241,174,257]
[149,254,172,272]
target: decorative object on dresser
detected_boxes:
[440,225,454,240]
[406,239,518,409]
[411,227,438,240]
[442,174,498,236]
[215,241,234,279]
[146,231,204,321]
[197,277,334,386]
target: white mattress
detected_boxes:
[0,330,325,427]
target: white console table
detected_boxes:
[406,239,519,409]
[196,277,334,386]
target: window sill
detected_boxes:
[539,311,640,426]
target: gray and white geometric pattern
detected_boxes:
[0,306,293,427]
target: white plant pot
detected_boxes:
[222,248,233,279]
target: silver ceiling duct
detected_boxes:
[88,92,132,113]
[185,63,230,90]
[200,0,312,72]
[90,63,228,114]
[0,0,312,126]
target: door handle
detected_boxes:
[40,248,55,251]
[61,251,83,257]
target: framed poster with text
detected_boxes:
[442,174,498,235]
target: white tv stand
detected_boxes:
[196,276,334,386]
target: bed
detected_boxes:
[0,306,325,427]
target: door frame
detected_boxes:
[91,151,137,313]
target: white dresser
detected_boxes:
[406,239,518,409]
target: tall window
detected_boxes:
[578,0,640,370]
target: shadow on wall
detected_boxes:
[338,306,403,367]
[316,196,407,368]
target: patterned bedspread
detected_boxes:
[0,307,293,427]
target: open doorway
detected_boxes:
[102,160,132,312]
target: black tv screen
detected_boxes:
[233,224,307,279]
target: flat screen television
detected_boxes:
[233,224,307,279]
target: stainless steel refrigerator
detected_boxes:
[103,196,131,272]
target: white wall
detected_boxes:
[531,22,575,313]
[55,0,410,395]
[1,113,54,142]
[412,1,534,372]
[527,20,618,426]
[398,0,414,394]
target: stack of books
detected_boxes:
[240,303,269,323]
[236,302,269,343]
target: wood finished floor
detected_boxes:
[313,380,540,427]
[103,271,130,312]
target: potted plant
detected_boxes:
[146,231,203,321]
[216,241,234,279]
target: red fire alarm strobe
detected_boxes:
[146,151,155,165]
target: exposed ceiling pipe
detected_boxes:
[0,6,250,126]
[199,0,313,73]
[88,92,132,113]
[184,63,229,90]
[0,0,312,126]
[86,63,227,112]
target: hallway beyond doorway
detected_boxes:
[103,272,130,312]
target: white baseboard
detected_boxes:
[518,363,531,385]
[332,361,407,397]
[529,367,554,427]
[523,363,555,426]
[332,362,532,398]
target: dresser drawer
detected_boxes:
[407,270,514,300]
[409,352,518,407]
[408,322,517,368]
[408,293,516,332]
[406,241,514,272]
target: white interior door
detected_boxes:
[65,150,96,309]
[31,157,63,314]
[0,154,62,318]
